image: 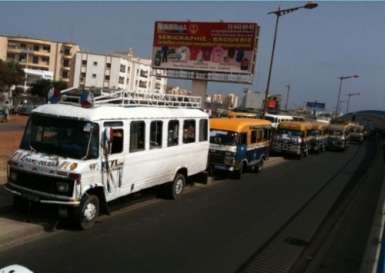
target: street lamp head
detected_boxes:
[304,2,318,9]
[353,74,359,78]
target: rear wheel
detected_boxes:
[256,158,264,173]
[167,173,186,200]
[74,194,100,230]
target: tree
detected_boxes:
[29,79,52,99]
[29,79,68,101]
[0,60,25,92]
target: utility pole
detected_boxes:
[262,1,318,117]
[346,92,360,113]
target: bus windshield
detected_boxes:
[210,130,238,145]
[20,114,99,159]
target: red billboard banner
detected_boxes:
[152,21,259,78]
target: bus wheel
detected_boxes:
[13,196,29,212]
[256,159,264,173]
[168,173,186,200]
[233,162,245,179]
[75,194,100,230]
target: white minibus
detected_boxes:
[6,103,209,229]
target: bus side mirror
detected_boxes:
[102,127,113,150]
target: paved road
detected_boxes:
[0,145,366,273]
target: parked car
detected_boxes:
[17,104,35,116]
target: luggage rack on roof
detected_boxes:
[59,87,202,109]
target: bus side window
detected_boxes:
[239,133,247,145]
[183,120,196,144]
[130,121,145,152]
[104,121,124,154]
[106,129,123,154]
[168,120,179,147]
[264,128,271,140]
[251,130,257,144]
[150,120,163,149]
[199,119,208,142]
[257,129,263,142]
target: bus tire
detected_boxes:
[168,173,186,200]
[256,158,264,173]
[74,194,100,230]
[233,162,245,179]
[13,196,29,212]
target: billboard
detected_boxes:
[306,101,326,110]
[152,21,259,83]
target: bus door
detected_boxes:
[101,121,125,200]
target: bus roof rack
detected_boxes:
[59,87,202,109]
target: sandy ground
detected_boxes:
[0,115,27,183]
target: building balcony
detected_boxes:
[7,47,50,56]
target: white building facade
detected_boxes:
[72,52,167,93]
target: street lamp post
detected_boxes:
[262,2,318,117]
[345,92,360,113]
[335,74,359,116]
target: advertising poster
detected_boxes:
[152,21,259,77]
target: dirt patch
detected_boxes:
[0,115,26,184]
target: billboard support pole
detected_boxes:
[192,79,207,109]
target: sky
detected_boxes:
[0,1,384,112]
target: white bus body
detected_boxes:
[6,104,209,228]
[264,113,294,128]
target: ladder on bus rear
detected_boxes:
[60,87,202,109]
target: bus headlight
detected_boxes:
[57,182,70,193]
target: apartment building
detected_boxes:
[0,35,80,84]
[72,51,167,93]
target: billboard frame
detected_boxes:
[151,21,259,84]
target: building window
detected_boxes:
[127,66,130,73]
[6,53,15,61]
[183,120,196,144]
[168,120,179,147]
[150,121,163,149]
[130,121,145,152]
[64,48,71,55]
[118,77,125,84]
[93,61,98,66]
[20,43,26,49]
[120,64,126,73]
[81,72,86,78]
[63,59,69,67]
[43,45,50,52]
[62,71,69,79]
[199,119,208,142]
[139,81,147,88]
[106,63,111,69]
[32,56,39,64]
[126,78,129,84]
[42,56,49,64]
[33,45,39,51]
[81,60,87,66]
[105,75,110,81]
[92,74,96,78]
[140,70,148,78]
[155,83,161,90]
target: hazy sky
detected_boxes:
[0,1,384,112]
